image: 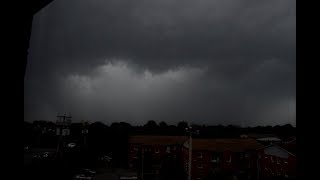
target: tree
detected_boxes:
[118,122,132,129]
[144,120,158,129]
[159,121,168,128]
[90,121,107,129]
[177,121,188,129]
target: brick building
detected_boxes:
[182,138,264,180]
[128,136,296,180]
[257,144,296,179]
[128,136,187,179]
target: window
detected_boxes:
[284,160,288,164]
[198,164,203,169]
[212,154,220,163]
[284,172,288,178]
[277,158,281,164]
[271,156,274,163]
[166,146,171,153]
[198,152,203,158]
[212,157,220,163]
[155,148,160,153]
[227,156,232,163]
[240,153,244,160]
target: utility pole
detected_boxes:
[141,148,144,180]
[56,113,71,155]
[185,126,199,180]
[257,155,260,180]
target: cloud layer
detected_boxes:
[25,0,296,126]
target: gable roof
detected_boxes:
[256,137,282,142]
[258,144,296,157]
[129,135,187,145]
[284,137,296,144]
[247,133,277,139]
[190,138,264,152]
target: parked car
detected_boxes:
[67,142,76,148]
[100,155,112,162]
[32,151,56,161]
[24,146,30,152]
[73,168,96,180]
[73,174,94,180]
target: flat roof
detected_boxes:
[129,135,187,145]
[189,138,264,152]
[256,137,282,141]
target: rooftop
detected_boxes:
[188,138,264,152]
[256,137,282,142]
[129,135,188,145]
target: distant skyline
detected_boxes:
[25,0,296,126]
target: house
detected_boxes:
[256,137,282,145]
[128,136,187,177]
[182,138,264,180]
[257,144,296,179]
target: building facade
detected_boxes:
[128,136,296,180]
[182,138,264,180]
[128,136,187,179]
[257,144,296,179]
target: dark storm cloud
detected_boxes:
[25,0,296,126]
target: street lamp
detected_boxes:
[185,126,199,180]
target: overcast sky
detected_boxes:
[24,0,296,126]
